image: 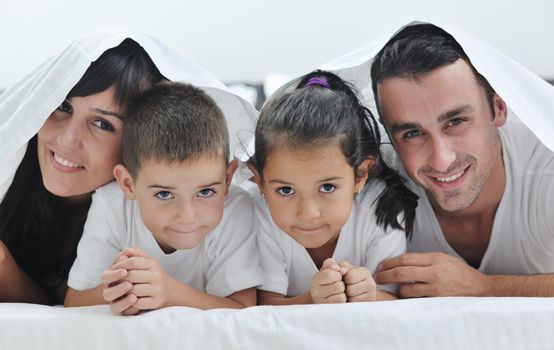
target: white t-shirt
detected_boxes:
[253,180,407,296]
[68,182,264,297]
[403,120,554,274]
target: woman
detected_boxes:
[0,29,257,305]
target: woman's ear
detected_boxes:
[247,162,265,196]
[355,157,375,193]
[114,164,137,200]
[224,159,239,195]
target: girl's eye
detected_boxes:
[57,100,72,114]
[320,183,336,193]
[276,186,295,196]
[93,119,115,131]
[155,191,174,200]
[197,188,215,198]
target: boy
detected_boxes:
[64,82,263,314]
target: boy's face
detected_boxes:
[115,155,236,253]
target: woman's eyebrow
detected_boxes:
[92,108,123,120]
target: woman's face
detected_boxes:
[37,87,124,200]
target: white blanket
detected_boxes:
[1,298,553,349]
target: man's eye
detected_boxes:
[320,183,336,193]
[57,100,72,113]
[93,119,114,131]
[276,186,295,196]
[197,188,215,198]
[446,118,464,128]
[403,129,422,139]
[155,191,174,200]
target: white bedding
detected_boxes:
[1,297,553,349]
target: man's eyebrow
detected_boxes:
[389,105,474,135]
[437,105,473,123]
[390,122,422,135]
[92,108,123,120]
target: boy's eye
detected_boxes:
[155,191,174,200]
[197,188,215,198]
[93,119,115,131]
[276,186,295,196]
[57,100,73,114]
[403,129,422,140]
[319,183,336,193]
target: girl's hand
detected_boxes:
[310,258,347,304]
[339,261,377,302]
[112,248,174,310]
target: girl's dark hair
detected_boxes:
[250,70,418,237]
[0,39,165,303]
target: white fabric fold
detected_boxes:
[271,21,554,152]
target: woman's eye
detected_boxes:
[93,119,114,131]
[320,183,336,193]
[197,188,215,198]
[57,100,72,114]
[276,186,295,196]
[155,191,174,200]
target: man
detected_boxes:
[371,24,554,297]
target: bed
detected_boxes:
[2,297,553,349]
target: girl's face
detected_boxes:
[37,87,124,200]
[255,144,369,250]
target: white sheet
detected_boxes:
[1,298,553,349]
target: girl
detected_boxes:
[249,70,418,304]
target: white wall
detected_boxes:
[1,0,553,89]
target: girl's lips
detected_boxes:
[295,225,325,234]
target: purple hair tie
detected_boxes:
[305,77,330,89]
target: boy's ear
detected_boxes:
[224,159,239,194]
[355,157,375,193]
[114,164,137,200]
[246,162,264,194]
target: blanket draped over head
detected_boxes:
[270,21,554,155]
[0,28,258,198]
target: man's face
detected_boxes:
[377,59,507,213]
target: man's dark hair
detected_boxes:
[371,24,496,119]
[123,81,229,178]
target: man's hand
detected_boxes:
[310,258,347,304]
[374,252,490,297]
[338,261,377,302]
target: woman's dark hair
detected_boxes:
[250,70,418,237]
[0,39,165,303]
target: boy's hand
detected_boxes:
[338,261,377,302]
[310,258,347,304]
[112,248,174,310]
[101,255,140,315]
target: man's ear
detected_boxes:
[493,94,508,127]
[114,164,137,200]
[355,157,376,193]
[224,159,239,195]
[246,162,264,195]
